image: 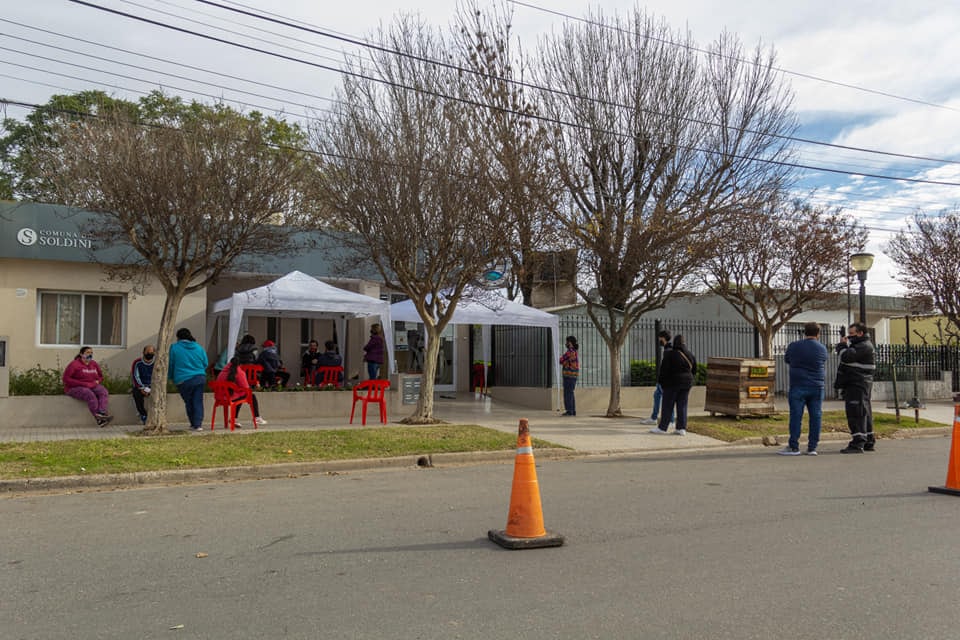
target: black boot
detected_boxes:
[841,444,864,454]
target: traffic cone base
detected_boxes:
[488,418,564,550]
[488,528,565,550]
[929,403,960,497]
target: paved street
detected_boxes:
[3,437,960,639]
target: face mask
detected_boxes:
[144,354,155,361]
[83,354,93,360]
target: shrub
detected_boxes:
[10,366,63,396]
[629,360,708,386]
[11,364,132,396]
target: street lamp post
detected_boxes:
[849,253,875,325]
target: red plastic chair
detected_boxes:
[210,380,257,431]
[303,367,317,386]
[350,379,390,425]
[316,366,344,388]
[238,364,263,388]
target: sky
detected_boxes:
[3,0,960,296]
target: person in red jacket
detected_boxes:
[63,346,113,427]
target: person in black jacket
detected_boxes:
[234,334,259,365]
[650,334,696,436]
[834,322,876,453]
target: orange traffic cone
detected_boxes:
[929,403,960,496]
[488,419,564,549]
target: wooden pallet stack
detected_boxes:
[704,357,776,417]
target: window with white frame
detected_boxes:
[38,291,125,347]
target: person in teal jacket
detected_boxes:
[168,327,209,431]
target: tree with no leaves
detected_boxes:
[26,92,316,433]
[451,1,563,305]
[702,198,867,357]
[314,14,513,423]
[536,10,798,416]
[886,210,960,334]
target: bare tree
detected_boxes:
[536,11,798,415]
[314,14,512,423]
[886,209,960,334]
[702,198,867,357]
[452,1,563,305]
[28,93,316,433]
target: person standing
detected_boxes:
[835,322,876,453]
[641,330,674,427]
[363,323,385,380]
[63,346,113,427]
[131,345,156,426]
[650,334,696,436]
[779,323,828,456]
[168,327,209,432]
[559,335,580,416]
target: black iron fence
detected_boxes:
[491,315,960,393]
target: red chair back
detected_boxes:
[350,379,390,425]
[210,380,256,431]
[238,364,263,388]
[317,366,343,387]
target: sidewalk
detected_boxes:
[1,394,954,454]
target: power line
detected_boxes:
[15,1,960,189]
[196,0,960,168]
[507,0,960,114]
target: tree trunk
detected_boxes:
[144,289,187,435]
[759,328,774,359]
[605,341,624,417]
[403,325,443,424]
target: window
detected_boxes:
[39,292,125,347]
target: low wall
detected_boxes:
[0,390,403,429]
[491,385,707,414]
[871,372,953,403]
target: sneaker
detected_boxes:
[840,444,864,454]
[255,418,267,425]
[804,450,818,456]
[96,416,113,428]
[139,415,147,425]
[233,421,243,428]
[863,444,875,452]
[639,417,658,425]
[674,429,687,436]
[777,446,801,456]
[649,427,669,434]
[190,426,204,433]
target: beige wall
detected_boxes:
[0,258,207,378]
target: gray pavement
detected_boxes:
[1,393,954,453]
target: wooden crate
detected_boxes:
[704,357,776,417]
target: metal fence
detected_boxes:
[492,315,960,393]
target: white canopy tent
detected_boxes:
[390,290,562,402]
[211,270,394,376]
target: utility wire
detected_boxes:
[507,0,960,114]
[195,0,960,167]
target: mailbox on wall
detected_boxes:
[0,336,8,398]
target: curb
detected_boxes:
[0,447,578,495]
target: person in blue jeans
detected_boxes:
[169,327,209,431]
[642,330,674,427]
[780,322,828,455]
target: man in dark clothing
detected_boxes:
[780,323,828,456]
[834,322,876,453]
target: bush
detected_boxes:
[629,359,708,386]
[11,364,131,396]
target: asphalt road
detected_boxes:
[3,437,960,639]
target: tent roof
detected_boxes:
[390,290,558,328]
[211,270,389,318]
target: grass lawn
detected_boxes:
[0,425,563,480]
[687,410,946,442]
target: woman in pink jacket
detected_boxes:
[63,346,113,427]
